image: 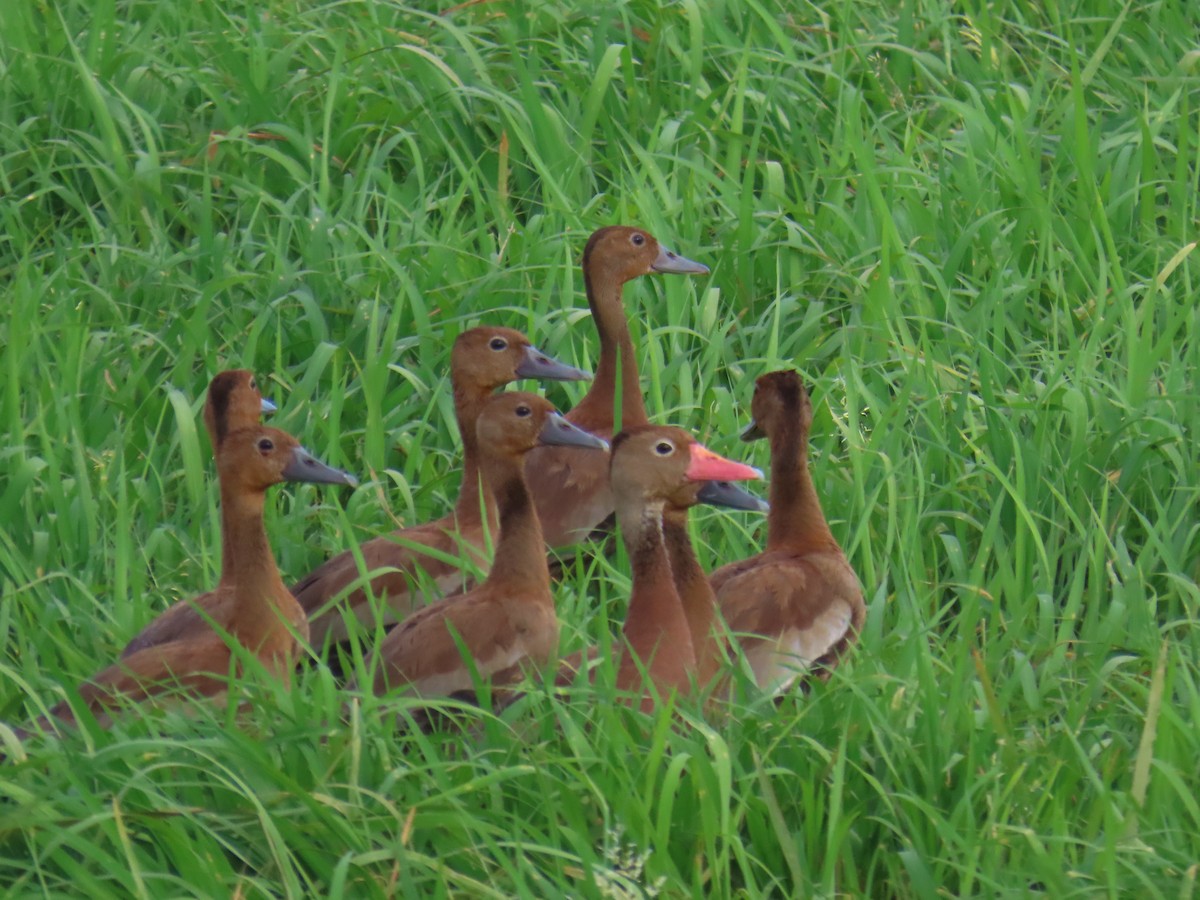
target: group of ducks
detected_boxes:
[19,226,865,737]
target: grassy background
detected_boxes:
[1,0,1198,895]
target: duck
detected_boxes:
[120,369,278,658]
[32,424,356,733]
[606,425,761,711]
[710,371,865,694]
[525,226,708,550]
[363,392,607,699]
[291,326,590,648]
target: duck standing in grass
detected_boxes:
[364,392,607,699]
[292,326,590,648]
[607,425,762,711]
[29,420,356,734]
[710,371,865,694]
[122,369,278,657]
[525,226,709,550]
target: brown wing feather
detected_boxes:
[48,637,237,729]
[370,589,557,698]
[714,550,864,690]
[524,444,614,549]
[291,517,491,646]
[122,584,308,660]
[120,588,231,658]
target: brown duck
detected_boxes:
[364,392,606,699]
[710,371,865,693]
[525,226,708,550]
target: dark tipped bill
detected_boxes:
[740,418,765,442]
[260,397,278,415]
[696,480,770,513]
[515,345,592,382]
[282,447,358,487]
[651,244,709,275]
[538,413,609,451]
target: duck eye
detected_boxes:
[489,337,508,351]
[631,233,646,246]
[249,378,257,391]
[654,441,674,456]
[257,438,274,453]
[515,405,532,417]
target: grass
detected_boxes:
[1,0,1198,894]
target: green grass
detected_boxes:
[1,0,1198,895]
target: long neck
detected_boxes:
[569,268,648,431]
[216,481,289,642]
[662,507,724,686]
[766,421,838,553]
[452,379,499,531]
[618,501,695,692]
[480,455,550,596]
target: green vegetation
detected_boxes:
[2,0,1198,895]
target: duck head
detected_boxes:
[475,392,608,459]
[204,369,276,450]
[217,426,358,492]
[610,425,761,512]
[583,226,709,284]
[741,370,812,442]
[453,326,591,389]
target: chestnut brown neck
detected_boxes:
[479,452,551,598]
[568,264,649,432]
[216,479,291,646]
[766,418,838,553]
[662,507,723,685]
[617,501,695,696]
[452,379,500,532]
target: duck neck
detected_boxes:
[480,455,550,597]
[661,507,722,685]
[216,481,289,642]
[619,501,695,678]
[452,380,499,532]
[571,269,648,431]
[766,422,837,553]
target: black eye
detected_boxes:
[489,337,508,351]
[516,405,531,417]
[654,441,673,456]
[631,233,646,246]
[249,378,257,391]
[258,438,274,452]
